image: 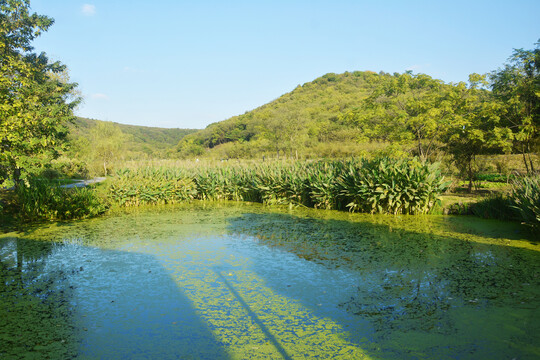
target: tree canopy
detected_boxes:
[490,41,540,173]
[0,0,79,185]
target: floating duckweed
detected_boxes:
[1,203,538,359]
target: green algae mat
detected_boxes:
[1,202,539,359]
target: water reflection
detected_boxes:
[1,203,539,359]
[228,212,540,359]
[0,238,78,358]
[0,237,230,359]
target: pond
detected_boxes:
[1,202,539,359]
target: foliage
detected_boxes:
[468,194,516,221]
[88,122,129,176]
[475,173,516,183]
[13,177,106,222]
[61,118,198,177]
[105,158,448,215]
[47,156,90,179]
[107,168,197,206]
[338,158,448,214]
[490,41,540,173]
[0,0,79,185]
[172,66,535,167]
[175,71,381,159]
[68,117,197,158]
[176,138,205,159]
[443,74,513,192]
[510,175,540,233]
[351,72,450,161]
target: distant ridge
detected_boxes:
[69,117,198,156]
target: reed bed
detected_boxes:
[106,158,448,215]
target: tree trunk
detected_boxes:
[467,156,474,193]
[522,150,530,174]
[527,145,535,173]
[13,167,21,188]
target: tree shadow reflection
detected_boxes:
[227,212,540,359]
[0,237,231,359]
[214,269,292,360]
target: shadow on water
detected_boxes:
[0,236,231,359]
[2,203,539,359]
[227,212,540,359]
[214,270,293,360]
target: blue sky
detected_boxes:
[30,0,540,129]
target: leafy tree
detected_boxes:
[176,137,204,159]
[443,74,512,191]
[89,122,128,176]
[0,0,79,185]
[257,112,287,159]
[490,41,540,173]
[357,72,451,161]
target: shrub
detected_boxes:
[14,178,107,222]
[40,168,62,180]
[338,158,448,214]
[510,175,540,233]
[469,194,516,220]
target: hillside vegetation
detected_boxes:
[69,117,197,156]
[56,117,197,177]
[176,71,382,159]
[174,46,540,192]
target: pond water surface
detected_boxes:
[1,202,539,359]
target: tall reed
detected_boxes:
[106,158,448,215]
[107,168,196,206]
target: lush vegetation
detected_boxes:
[106,158,448,215]
[11,177,106,222]
[511,175,540,231]
[0,2,538,235]
[68,117,197,160]
[173,43,539,192]
[0,0,79,187]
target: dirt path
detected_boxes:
[60,177,107,188]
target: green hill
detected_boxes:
[175,71,389,159]
[69,117,198,157]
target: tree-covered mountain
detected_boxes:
[175,71,383,159]
[175,61,538,176]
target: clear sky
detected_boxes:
[30,0,540,129]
